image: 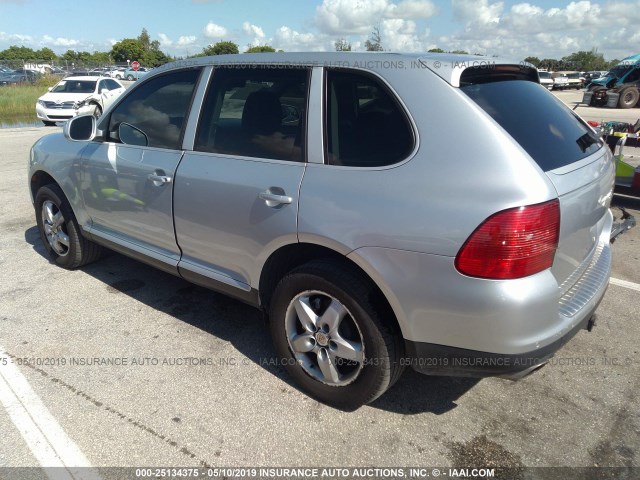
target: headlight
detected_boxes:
[37,100,46,107]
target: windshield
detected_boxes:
[609,64,634,79]
[461,80,602,171]
[51,80,97,94]
[568,73,580,79]
[538,72,551,79]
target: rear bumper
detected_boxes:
[404,302,600,379]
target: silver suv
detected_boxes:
[29,53,624,409]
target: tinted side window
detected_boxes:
[195,67,309,162]
[325,70,414,167]
[461,78,602,171]
[105,79,121,90]
[108,69,200,149]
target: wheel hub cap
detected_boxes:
[315,331,329,347]
[285,291,365,386]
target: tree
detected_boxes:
[365,26,383,52]
[245,45,277,53]
[111,39,145,63]
[524,56,541,67]
[561,49,607,71]
[539,58,559,71]
[203,41,239,56]
[449,49,469,54]
[428,48,445,53]
[335,38,352,52]
[35,48,57,62]
[0,45,37,61]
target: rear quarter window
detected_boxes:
[461,76,602,171]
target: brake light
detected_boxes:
[455,200,560,279]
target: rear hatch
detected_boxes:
[459,66,614,287]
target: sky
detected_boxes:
[0,0,638,61]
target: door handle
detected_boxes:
[259,189,293,207]
[148,173,172,186]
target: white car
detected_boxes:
[538,71,554,90]
[108,67,127,79]
[36,76,126,126]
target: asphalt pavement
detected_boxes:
[0,97,639,477]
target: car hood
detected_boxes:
[38,92,94,103]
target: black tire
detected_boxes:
[127,74,135,81]
[35,184,102,269]
[618,88,639,109]
[269,259,404,410]
[42,121,56,126]
[92,104,103,119]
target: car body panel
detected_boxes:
[80,142,183,265]
[28,52,619,375]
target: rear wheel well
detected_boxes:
[259,243,402,336]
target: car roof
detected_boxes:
[60,76,103,81]
[153,52,529,88]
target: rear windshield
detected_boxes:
[461,79,602,171]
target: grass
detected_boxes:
[0,75,59,124]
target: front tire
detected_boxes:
[269,259,403,410]
[127,74,135,81]
[91,104,103,119]
[35,184,102,269]
[42,121,56,126]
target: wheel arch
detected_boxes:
[259,242,403,338]
[30,170,58,203]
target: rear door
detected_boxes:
[173,66,310,294]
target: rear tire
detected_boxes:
[269,259,404,410]
[42,121,56,126]
[619,88,639,109]
[35,184,102,269]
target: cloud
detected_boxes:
[41,35,79,47]
[274,26,330,52]
[388,0,438,18]
[177,35,197,47]
[157,33,173,47]
[315,0,436,34]
[203,21,228,39]
[0,31,32,43]
[243,21,266,46]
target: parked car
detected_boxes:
[538,70,554,90]
[10,68,41,83]
[36,76,125,125]
[0,72,32,86]
[108,67,127,79]
[28,52,632,409]
[551,72,570,90]
[566,72,584,89]
[123,67,151,81]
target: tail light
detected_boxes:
[455,200,560,280]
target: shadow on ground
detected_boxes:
[25,225,478,414]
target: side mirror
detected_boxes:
[64,114,96,142]
[47,86,53,92]
[119,122,148,146]
[100,88,108,94]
